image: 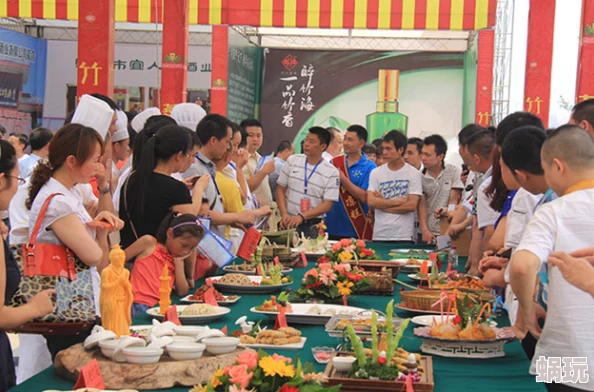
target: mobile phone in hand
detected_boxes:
[190,175,202,186]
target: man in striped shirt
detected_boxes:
[276,127,340,238]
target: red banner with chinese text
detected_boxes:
[576,0,594,103]
[475,29,495,126]
[523,0,556,127]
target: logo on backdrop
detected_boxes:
[282,54,298,72]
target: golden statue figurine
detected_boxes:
[100,245,133,337]
[158,264,172,315]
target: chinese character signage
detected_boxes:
[226,28,263,124]
[260,50,464,154]
[0,28,47,134]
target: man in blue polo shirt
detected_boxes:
[326,125,376,240]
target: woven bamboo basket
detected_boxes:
[400,290,492,312]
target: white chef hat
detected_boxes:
[131,107,161,133]
[71,94,115,139]
[170,103,206,131]
[112,110,129,143]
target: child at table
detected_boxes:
[125,212,204,317]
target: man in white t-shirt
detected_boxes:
[241,119,275,207]
[367,130,423,243]
[510,125,594,391]
[277,127,339,238]
[465,130,498,276]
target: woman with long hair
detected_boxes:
[0,140,54,391]
[27,124,123,358]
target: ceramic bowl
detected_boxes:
[173,325,210,337]
[202,337,240,355]
[83,328,117,350]
[332,356,356,372]
[311,346,336,364]
[196,329,225,342]
[123,346,164,364]
[166,342,206,361]
[99,337,145,362]
[172,335,197,343]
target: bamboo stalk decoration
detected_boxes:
[385,299,394,362]
[473,302,492,328]
[371,310,378,362]
[346,324,367,367]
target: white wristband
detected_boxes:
[448,204,456,211]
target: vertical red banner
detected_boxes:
[576,0,594,103]
[211,25,229,115]
[475,29,495,126]
[523,0,556,127]
[160,0,189,115]
[77,0,115,99]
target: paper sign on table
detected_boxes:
[255,265,262,276]
[429,252,441,269]
[163,305,181,326]
[221,326,228,336]
[203,288,219,306]
[236,227,262,261]
[73,359,105,390]
[295,251,308,267]
[274,308,288,329]
[273,256,280,266]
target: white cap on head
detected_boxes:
[170,103,206,131]
[112,110,129,143]
[71,94,114,139]
[131,107,161,133]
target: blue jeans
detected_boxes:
[131,303,150,318]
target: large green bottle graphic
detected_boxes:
[366,69,408,140]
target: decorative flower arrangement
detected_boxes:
[193,350,341,392]
[318,239,380,264]
[290,262,371,302]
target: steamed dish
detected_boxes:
[181,304,218,316]
[217,274,253,286]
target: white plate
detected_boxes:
[408,273,423,281]
[180,293,241,305]
[212,275,293,294]
[395,304,453,315]
[390,259,432,269]
[223,265,293,276]
[411,315,455,326]
[250,303,365,325]
[239,337,307,350]
[146,305,230,324]
[291,247,327,256]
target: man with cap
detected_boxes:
[171,103,207,131]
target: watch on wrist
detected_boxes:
[98,185,110,195]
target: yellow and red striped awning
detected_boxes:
[0,0,497,30]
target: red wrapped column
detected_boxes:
[576,0,594,103]
[210,25,229,115]
[475,29,495,126]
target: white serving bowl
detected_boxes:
[166,342,206,361]
[173,325,210,337]
[196,329,225,342]
[332,356,356,372]
[99,337,146,362]
[202,337,240,355]
[83,328,117,350]
[123,347,164,364]
[172,335,197,343]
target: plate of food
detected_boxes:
[146,304,230,324]
[390,258,432,270]
[239,327,306,350]
[212,274,293,294]
[250,303,364,325]
[325,313,402,338]
[180,285,240,304]
[223,262,293,276]
[389,249,433,259]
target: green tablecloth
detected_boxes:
[10,243,545,392]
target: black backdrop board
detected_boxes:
[260,50,464,154]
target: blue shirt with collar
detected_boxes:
[326,153,376,237]
[19,153,42,179]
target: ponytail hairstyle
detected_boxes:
[0,140,17,188]
[27,123,104,209]
[156,212,204,245]
[132,115,177,171]
[128,124,192,222]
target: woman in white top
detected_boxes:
[26,124,123,359]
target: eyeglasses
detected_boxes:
[8,175,25,185]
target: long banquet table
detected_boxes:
[10,243,545,392]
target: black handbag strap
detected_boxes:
[122,172,139,240]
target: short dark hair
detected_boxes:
[423,134,447,157]
[239,130,248,149]
[407,137,423,154]
[29,127,53,151]
[467,130,495,158]
[496,112,544,146]
[10,133,28,148]
[90,93,119,111]
[239,119,262,133]
[376,145,384,156]
[276,140,292,154]
[156,212,204,245]
[326,127,339,143]
[383,130,408,151]
[0,125,6,135]
[309,126,332,148]
[501,126,546,175]
[543,124,594,168]
[185,128,201,148]
[346,125,368,142]
[572,98,594,129]
[196,114,232,145]
[230,121,240,135]
[458,124,485,146]
[363,143,376,154]
[371,138,383,147]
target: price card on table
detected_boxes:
[203,288,219,306]
[164,305,181,326]
[73,359,105,390]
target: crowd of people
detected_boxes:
[0,92,593,391]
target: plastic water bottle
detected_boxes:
[448,246,459,270]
